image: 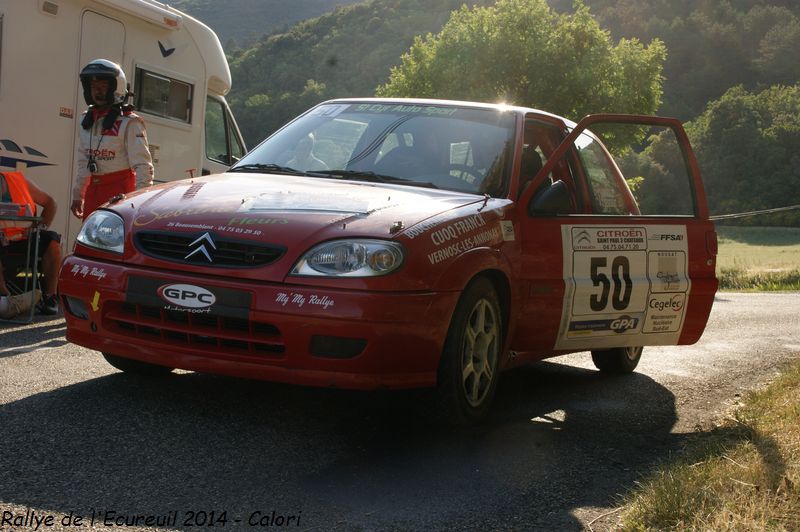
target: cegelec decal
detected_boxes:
[649,293,685,312]
[157,284,216,309]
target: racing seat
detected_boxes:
[518,147,548,196]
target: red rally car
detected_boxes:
[59,98,718,423]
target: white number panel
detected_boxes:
[555,225,691,350]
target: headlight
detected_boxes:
[76,210,125,254]
[291,239,404,277]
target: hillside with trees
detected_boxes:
[188,0,798,223]
[170,0,362,49]
[628,84,800,223]
[549,0,800,120]
[225,0,496,146]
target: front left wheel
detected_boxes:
[436,277,503,425]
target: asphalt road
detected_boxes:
[1,292,798,531]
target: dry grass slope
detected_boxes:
[617,359,800,530]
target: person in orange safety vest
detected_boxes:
[0,171,63,318]
[71,59,154,220]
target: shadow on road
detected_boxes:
[0,319,67,359]
[0,359,761,530]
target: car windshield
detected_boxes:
[232,102,517,197]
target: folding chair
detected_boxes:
[1,210,42,323]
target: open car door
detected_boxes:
[513,114,718,355]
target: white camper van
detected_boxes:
[0,0,246,249]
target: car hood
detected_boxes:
[125,173,488,241]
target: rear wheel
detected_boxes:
[436,278,503,425]
[591,346,643,374]
[102,353,174,376]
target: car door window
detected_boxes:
[575,133,630,215]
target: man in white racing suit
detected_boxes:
[71,59,154,220]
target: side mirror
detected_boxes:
[528,179,571,216]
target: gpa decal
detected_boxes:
[567,315,640,336]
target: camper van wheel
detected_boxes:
[591,346,643,374]
[102,352,174,376]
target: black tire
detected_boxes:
[436,277,503,425]
[102,352,174,376]
[591,346,643,374]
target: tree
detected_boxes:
[629,84,800,225]
[377,0,666,149]
[545,2,800,120]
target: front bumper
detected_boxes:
[59,255,459,390]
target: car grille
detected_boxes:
[135,231,285,267]
[104,301,286,359]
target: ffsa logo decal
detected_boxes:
[157,284,216,309]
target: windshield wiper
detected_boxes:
[317,170,439,189]
[229,163,306,175]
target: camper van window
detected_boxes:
[227,107,245,162]
[205,96,242,165]
[134,67,193,123]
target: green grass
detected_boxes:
[716,226,800,290]
[617,361,800,530]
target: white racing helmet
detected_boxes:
[79,59,128,106]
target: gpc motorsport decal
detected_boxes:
[555,225,690,350]
[126,276,251,319]
[158,283,217,311]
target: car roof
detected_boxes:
[322,97,578,128]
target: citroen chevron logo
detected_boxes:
[574,230,591,245]
[185,233,217,262]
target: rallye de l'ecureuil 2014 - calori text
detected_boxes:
[58,98,718,424]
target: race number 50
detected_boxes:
[589,256,633,311]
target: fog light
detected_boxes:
[64,296,89,320]
[309,335,367,359]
